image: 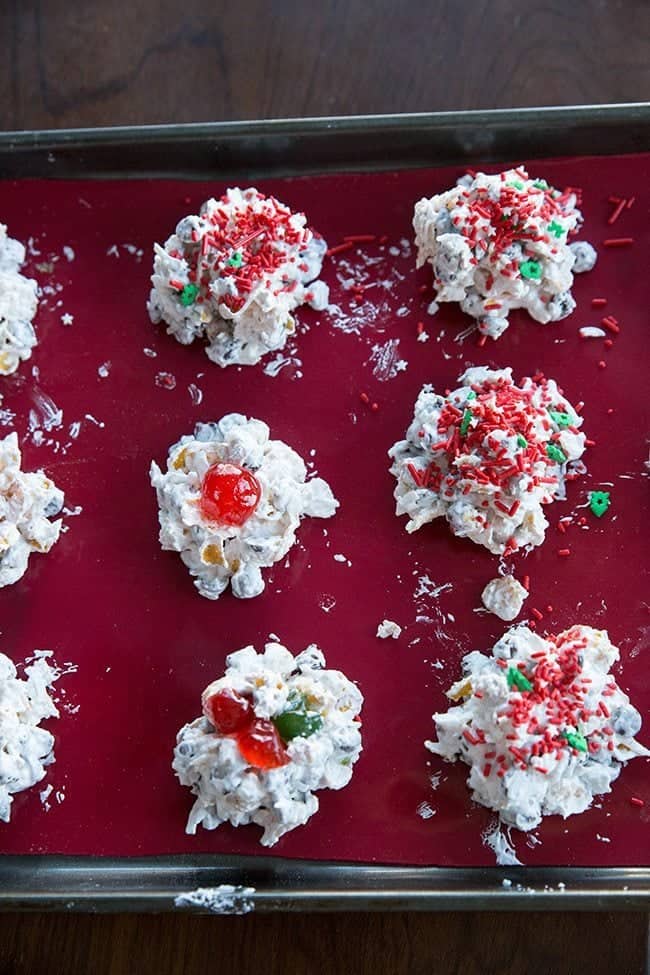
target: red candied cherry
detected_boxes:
[204,688,253,734]
[236,718,290,770]
[199,462,261,527]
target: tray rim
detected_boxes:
[0,101,649,145]
[1,104,649,912]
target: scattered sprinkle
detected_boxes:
[155,371,177,390]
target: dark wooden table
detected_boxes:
[1,2,648,973]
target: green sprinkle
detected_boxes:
[546,443,567,464]
[179,283,199,307]
[460,409,473,436]
[589,490,611,518]
[517,434,528,449]
[340,756,352,767]
[227,250,244,268]
[533,179,549,190]
[519,260,542,281]
[507,667,533,692]
[562,730,588,753]
[549,410,572,428]
[508,180,525,190]
[547,220,565,239]
[466,390,477,401]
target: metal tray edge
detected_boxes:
[0,856,648,913]
[1,103,649,181]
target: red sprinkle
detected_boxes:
[604,339,613,349]
[607,199,627,224]
[326,241,354,257]
[597,360,607,369]
[626,196,636,209]
[591,298,607,307]
[603,237,634,247]
[371,402,379,412]
[557,548,571,557]
[343,234,376,243]
[531,607,544,621]
[522,575,530,591]
[630,797,645,808]
[360,392,370,404]
[602,318,620,334]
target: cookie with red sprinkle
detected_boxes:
[148,187,329,366]
[389,367,587,555]
[413,168,596,339]
[426,625,648,831]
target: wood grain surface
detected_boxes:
[1,0,650,129]
[0,1,649,973]
[0,910,648,975]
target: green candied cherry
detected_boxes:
[272,690,323,742]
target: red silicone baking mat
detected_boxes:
[0,154,647,867]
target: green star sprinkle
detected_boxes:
[507,667,533,692]
[460,409,473,436]
[179,284,200,307]
[547,220,565,238]
[227,250,244,268]
[517,434,528,449]
[466,390,477,401]
[546,443,567,464]
[508,180,525,190]
[519,260,542,281]
[589,490,611,518]
[533,179,549,190]
[549,410,572,428]
[562,730,588,753]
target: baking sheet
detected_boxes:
[0,152,647,868]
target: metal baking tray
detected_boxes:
[0,105,649,911]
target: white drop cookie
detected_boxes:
[0,432,64,587]
[150,414,338,599]
[427,625,649,831]
[173,642,363,847]
[0,224,38,375]
[481,576,528,621]
[148,187,329,367]
[0,651,61,823]
[413,168,596,339]
[389,367,586,555]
